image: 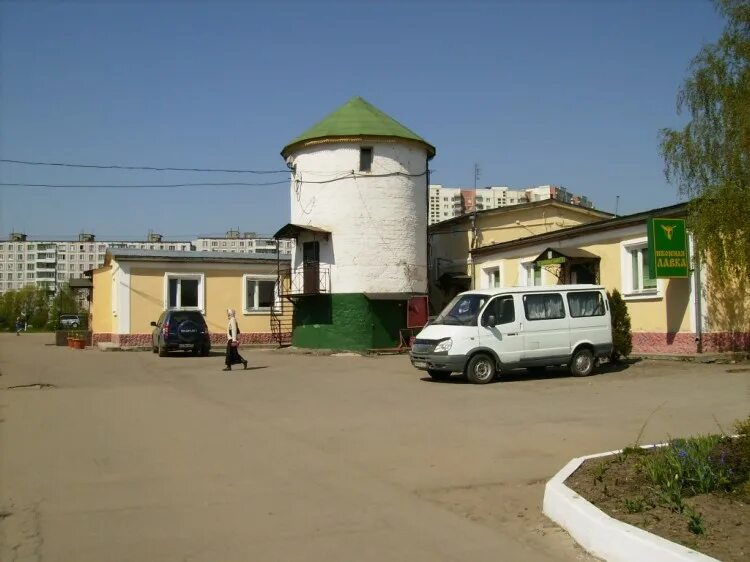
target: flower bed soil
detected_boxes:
[566,439,749,562]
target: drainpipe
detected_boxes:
[425,158,430,299]
[692,237,703,354]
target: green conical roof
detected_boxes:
[281,96,435,158]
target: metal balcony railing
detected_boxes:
[278,265,331,297]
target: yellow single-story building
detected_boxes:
[428,199,613,312]
[91,249,291,347]
[470,202,749,354]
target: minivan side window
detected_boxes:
[481,296,515,326]
[567,291,605,318]
[523,293,565,320]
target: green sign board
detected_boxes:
[647,218,689,278]
[537,256,566,266]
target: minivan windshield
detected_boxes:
[432,293,488,326]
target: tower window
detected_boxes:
[359,147,373,172]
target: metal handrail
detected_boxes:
[277,265,331,296]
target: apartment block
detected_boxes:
[192,230,293,255]
[429,184,594,224]
[0,230,294,295]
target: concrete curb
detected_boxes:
[542,446,719,562]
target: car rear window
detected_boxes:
[169,311,205,325]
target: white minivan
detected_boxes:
[410,285,613,384]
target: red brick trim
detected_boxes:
[632,332,697,354]
[632,331,750,354]
[702,332,750,352]
[92,332,291,347]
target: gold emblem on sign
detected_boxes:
[660,224,675,240]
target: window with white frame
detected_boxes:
[484,266,501,289]
[165,273,204,310]
[623,243,657,295]
[243,275,276,313]
[521,261,542,286]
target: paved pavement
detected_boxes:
[0,334,747,561]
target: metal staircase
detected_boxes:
[270,296,293,347]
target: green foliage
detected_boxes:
[734,414,750,437]
[592,461,609,483]
[0,285,51,331]
[684,505,706,536]
[48,284,86,329]
[641,436,733,511]
[623,496,648,514]
[607,290,632,361]
[660,0,750,281]
[0,283,86,331]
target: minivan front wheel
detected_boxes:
[569,348,594,377]
[466,354,495,384]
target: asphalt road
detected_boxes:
[1,334,747,561]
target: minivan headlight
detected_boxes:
[434,338,453,353]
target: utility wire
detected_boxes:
[0,158,290,174]
[296,170,428,184]
[0,180,289,189]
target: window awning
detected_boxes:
[273,223,331,240]
[533,247,600,266]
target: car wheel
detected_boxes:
[158,344,167,357]
[200,345,210,357]
[466,353,495,384]
[427,369,451,380]
[71,322,79,328]
[569,348,594,377]
[152,345,158,354]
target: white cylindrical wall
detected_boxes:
[288,141,428,294]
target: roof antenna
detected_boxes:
[615,195,620,216]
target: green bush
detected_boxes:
[607,289,632,361]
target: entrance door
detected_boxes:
[303,241,320,294]
[477,295,524,366]
[569,263,597,284]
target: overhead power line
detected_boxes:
[0,158,289,174]
[296,170,428,184]
[0,180,289,189]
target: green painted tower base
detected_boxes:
[292,293,408,351]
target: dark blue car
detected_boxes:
[151,310,211,357]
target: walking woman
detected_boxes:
[223,308,247,371]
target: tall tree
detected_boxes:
[661,0,750,344]
[660,0,750,278]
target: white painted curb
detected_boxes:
[542,446,720,562]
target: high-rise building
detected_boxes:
[428,184,594,224]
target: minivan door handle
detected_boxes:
[505,332,518,336]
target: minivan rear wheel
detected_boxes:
[466,353,495,384]
[569,348,594,377]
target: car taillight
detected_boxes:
[162,322,170,337]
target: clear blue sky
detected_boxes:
[0,0,725,240]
